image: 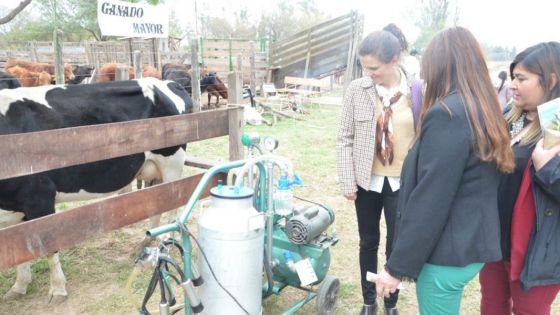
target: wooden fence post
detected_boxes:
[190,39,201,112]
[228,106,244,161]
[115,65,129,81]
[53,29,65,84]
[133,50,142,79]
[227,72,242,105]
[250,47,256,95]
[29,41,38,62]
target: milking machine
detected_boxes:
[138,133,339,315]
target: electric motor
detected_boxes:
[285,205,334,244]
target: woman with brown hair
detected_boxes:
[479,42,560,315]
[336,23,422,315]
[373,26,514,315]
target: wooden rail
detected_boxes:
[0,106,242,180]
[0,105,244,270]
[0,172,226,271]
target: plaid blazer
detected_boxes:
[336,75,419,195]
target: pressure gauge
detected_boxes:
[264,136,279,152]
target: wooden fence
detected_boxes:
[269,11,363,86]
[0,38,186,69]
[200,38,268,88]
[0,106,244,271]
[0,37,267,93]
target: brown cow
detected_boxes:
[142,65,161,80]
[97,63,134,82]
[6,66,52,87]
[5,58,75,83]
[205,73,228,107]
[97,63,161,82]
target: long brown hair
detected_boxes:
[418,27,514,173]
[506,42,560,145]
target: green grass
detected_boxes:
[0,100,558,314]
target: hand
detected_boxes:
[374,269,401,298]
[532,139,560,171]
[344,192,357,200]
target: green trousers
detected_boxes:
[416,263,484,315]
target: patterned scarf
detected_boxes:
[375,91,402,165]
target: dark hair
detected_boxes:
[506,41,560,144]
[382,23,408,52]
[420,26,514,173]
[497,70,508,93]
[358,30,401,63]
[509,42,560,101]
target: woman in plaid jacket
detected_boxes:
[336,25,421,315]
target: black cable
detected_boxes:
[177,221,250,315]
[161,238,184,256]
[140,266,160,315]
[158,267,167,305]
[294,195,331,213]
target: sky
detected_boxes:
[2,0,556,51]
[165,0,560,51]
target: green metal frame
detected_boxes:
[146,157,334,315]
[147,159,266,315]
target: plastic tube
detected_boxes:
[234,154,293,186]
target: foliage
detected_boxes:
[197,0,327,42]
[412,0,455,51]
[0,0,184,42]
[480,43,517,61]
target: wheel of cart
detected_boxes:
[316,275,340,315]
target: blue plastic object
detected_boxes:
[210,185,254,199]
[277,174,303,190]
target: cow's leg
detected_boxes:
[48,253,68,303]
[3,262,32,300]
[208,93,212,109]
[215,95,220,107]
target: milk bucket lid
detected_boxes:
[210,185,254,199]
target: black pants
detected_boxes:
[355,179,399,308]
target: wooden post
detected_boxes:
[29,41,38,62]
[227,72,242,105]
[190,39,201,112]
[128,38,134,64]
[154,38,161,70]
[344,12,361,90]
[237,54,244,86]
[227,106,244,161]
[115,65,129,81]
[95,45,101,78]
[303,30,312,78]
[133,50,142,79]
[53,29,65,84]
[250,49,256,96]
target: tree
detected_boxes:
[0,0,32,25]
[257,0,327,41]
[412,0,456,50]
[0,0,185,42]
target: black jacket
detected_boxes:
[386,92,503,279]
[520,156,560,290]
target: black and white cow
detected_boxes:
[0,77,193,302]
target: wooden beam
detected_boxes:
[0,108,235,180]
[190,39,201,112]
[0,172,227,271]
[228,106,244,161]
[184,155,222,169]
